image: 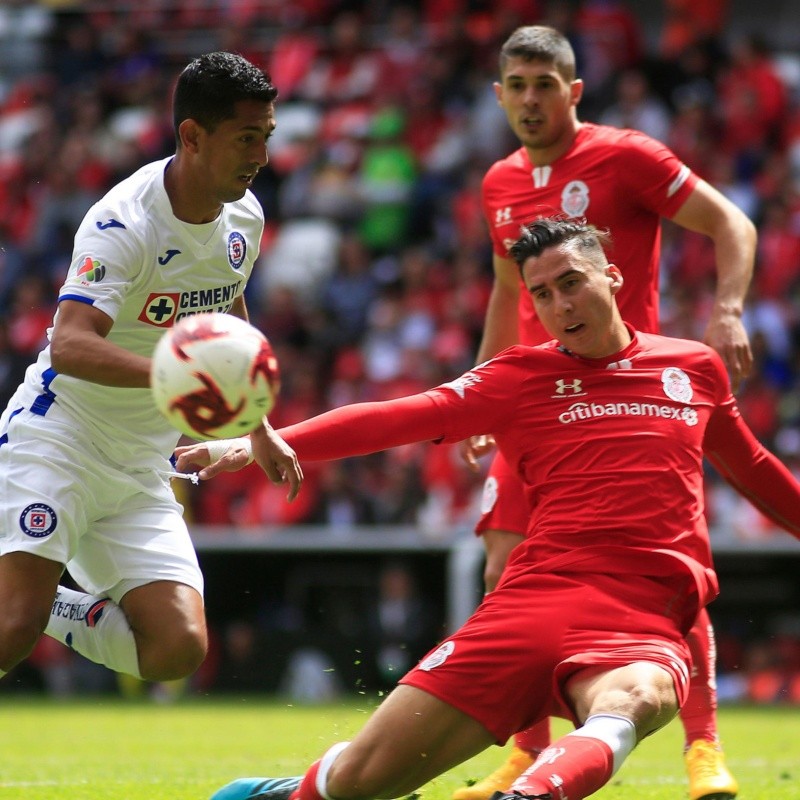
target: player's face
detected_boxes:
[195,99,276,204]
[522,245,627,359]
[494,57,582,161]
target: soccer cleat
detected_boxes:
[452,747,536,800]
[210,776,302,800]
[488,792,552,800]
[685,740,739,800]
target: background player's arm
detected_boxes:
[50,299,151,388]
[671,179,756,390]
[460,252,520,468]
[475,252,521,363]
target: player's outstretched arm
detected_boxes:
[704,402,800,537]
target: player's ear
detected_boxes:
[177,118,202,153]
[493,81,503,105]
[607,264,624,295]
[570,78,584,106]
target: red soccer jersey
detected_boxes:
[481,123,698,344]
[279,329,800,608]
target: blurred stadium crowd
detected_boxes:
[1,0,800,702]
[2,1,799,540]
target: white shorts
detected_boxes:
[0,407,203,604]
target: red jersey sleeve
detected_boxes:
[277,394,448,461]
[277,350,528,461]
[704,398,800,537]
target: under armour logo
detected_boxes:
[495,206,512,223]
[554,378,583,395]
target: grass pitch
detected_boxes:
[0,697,797,800]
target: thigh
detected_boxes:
[69,471,203,602]
[400,578,570,743]
[119,579,205,642]
[330,684,495,799]
[0,551,64,626]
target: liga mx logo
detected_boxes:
[20,503,57,538]
[77,256,106,283]
[227,232,246,270]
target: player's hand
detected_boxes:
[250,422,304,502]
[458,434,496,472]
[704,312,753,393]
[174,439,252,478]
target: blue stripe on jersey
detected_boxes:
[30,367,58,416]
[59,293,95,305]
[0,406,24,446]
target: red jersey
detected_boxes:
[279,329,800,609]
[481,123,698,344]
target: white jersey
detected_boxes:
[7,157,264,470]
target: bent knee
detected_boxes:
[0,612,49,670]
[621,681,678,739]
[139,626,208,682]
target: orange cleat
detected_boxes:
[452,746,536,800]
[685,740,739,800]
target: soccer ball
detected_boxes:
[151,313,280,440]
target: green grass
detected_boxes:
[0,697,797,800]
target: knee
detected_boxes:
[139,625,208,682]
[624,681,678,739]
[0,608,48,670]
[327,758,382,800]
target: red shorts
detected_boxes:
[400,571,691,744]
[475,450,529,536]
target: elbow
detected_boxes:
[49,337,68,373]
[49,330,79,376]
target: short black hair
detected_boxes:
[499,26,576,82]
[509,217,611,270]
[172,51,278,141]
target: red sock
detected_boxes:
[681,607,719,745]
[290,760,322,800]
[509,735,614,800]
[515,718,551,755]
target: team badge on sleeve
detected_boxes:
[20,503,57,538]
[661,367,693,403]
[419,641,455,672]
[227,232,246,270]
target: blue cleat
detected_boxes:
[210,776,303,800]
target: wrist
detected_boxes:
[711,303,743,318]
[206,438,254,464]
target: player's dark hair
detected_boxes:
[499,25,576,82]
[173,52,278,142]
[510,217,611,271]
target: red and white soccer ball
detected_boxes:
[151,313,280,440]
